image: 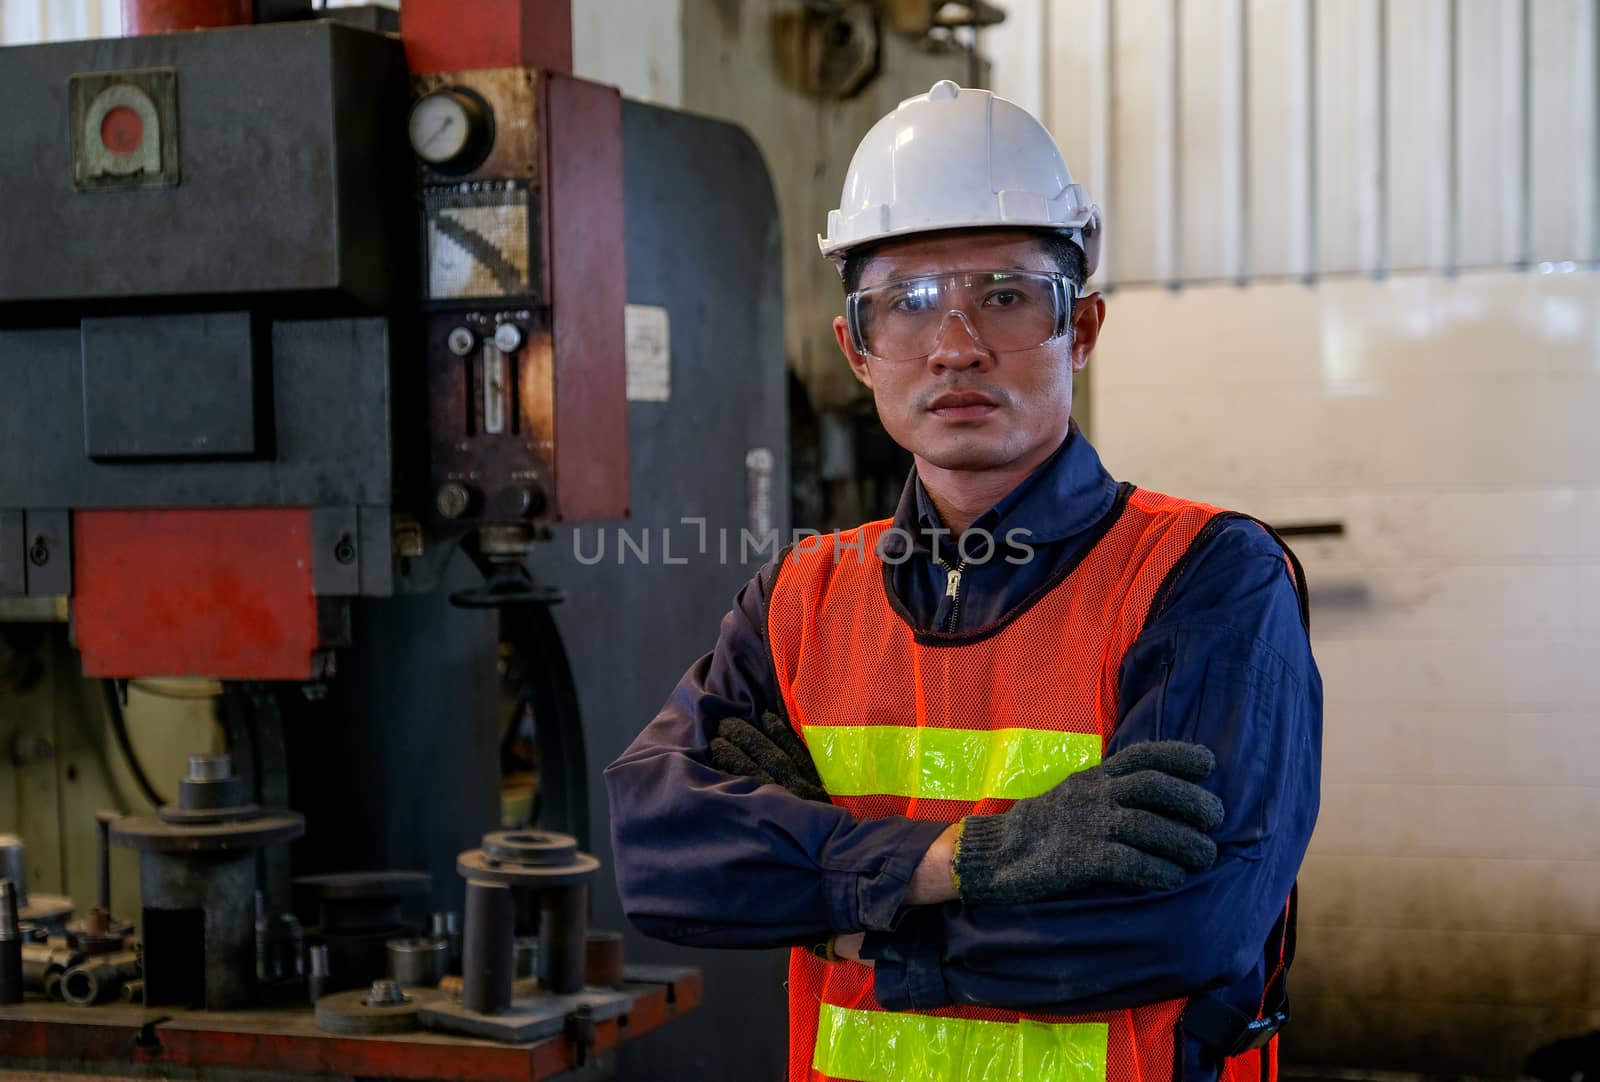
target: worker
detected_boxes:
[605,80,1322,1082]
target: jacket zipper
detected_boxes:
[934,555,968,633]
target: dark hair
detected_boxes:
[839,230,1089,295]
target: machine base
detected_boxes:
[0,967,699,1081]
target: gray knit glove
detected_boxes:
[709,712,831,803]
[953,741,1225,905]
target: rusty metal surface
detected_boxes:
[0,969,700,1081]
[425,315,556,531]
[401,0,573,76]
[121,0,251,34]
[543,72,628,522]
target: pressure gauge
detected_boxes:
[408,87,493,173]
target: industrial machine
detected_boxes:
[0,1,789,1078]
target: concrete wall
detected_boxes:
[1091,269,1600,1075]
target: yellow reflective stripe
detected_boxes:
[801,725,1101,802]
[813,1004,1109,1082]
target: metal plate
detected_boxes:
[69,68,179,192]
[456,848,599,888]
[315,986,440,1036]
[295,871,432,902]
[109,810,303,853]
[417,986,633,1045]
[81,313,262,460]
[0,319,394,512]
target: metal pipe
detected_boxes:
[121,0,251,35]
[0,839,29,909]
[461,879,513,1015]
[538,884,587,996]
[62,950,140,1007]
[0,880,21,1004]
[429,911,462,975]
[307,942,330,1005]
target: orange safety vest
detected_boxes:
[767,487,1286,1082]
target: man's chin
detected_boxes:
[915,441,1018,472]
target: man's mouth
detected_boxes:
[927,390,999,420]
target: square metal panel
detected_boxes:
[81,312,263,460]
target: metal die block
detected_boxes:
[81,313,267,461]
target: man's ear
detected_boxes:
[1069,292,1106,373]
[835,315,874,389]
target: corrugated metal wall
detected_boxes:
[0,0,122,42]
[987,0,1600,287]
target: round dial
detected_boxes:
[408,88,492,171]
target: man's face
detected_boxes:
[833,229,1105,475]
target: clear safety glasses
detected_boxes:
[846,270,1075,362]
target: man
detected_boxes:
[605,80,1321,1082]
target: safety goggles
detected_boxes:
[845,270,1075,362]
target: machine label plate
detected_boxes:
[624,304,671,402]
[423,181,536,300]
[69,68,180,191]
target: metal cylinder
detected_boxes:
[538,883,588,995]
[0,880,21,1004]
[43,970,63,1001]
[121,0,253,34]
[429,911,462,975]
[584,930,625,989]
[0,838,29,908]
[461,879,513,1015]
[139,849,256,1009]
[94,813,120,912]
[307,943,331,1005]
[121,978,145,1004]
[387,937,447,988]
[513,935,538,979]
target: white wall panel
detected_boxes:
[1385,0,1452,270]
[1457,0,1525,267]
[1177,0,1235,281]
[1314,0,1384,274]
[1110,0,1175,284]
[1529,0,1592,262]
[1245,0,1312,278]
[1009,0,1595,284]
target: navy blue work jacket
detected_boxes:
[605,425,1323,1079]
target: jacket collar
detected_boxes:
[878,421,1120,560]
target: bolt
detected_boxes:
[27,539,47,567]
[367,979,407,1007]
[333,534,356,565]
[187,754,232,782]
[493,322,524,354]
[447,327,477,357]
[435,482,473,520]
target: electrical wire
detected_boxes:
[102,680,169,809]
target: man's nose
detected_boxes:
[925,310,992,372]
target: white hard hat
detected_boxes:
[819,79,1102,276]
